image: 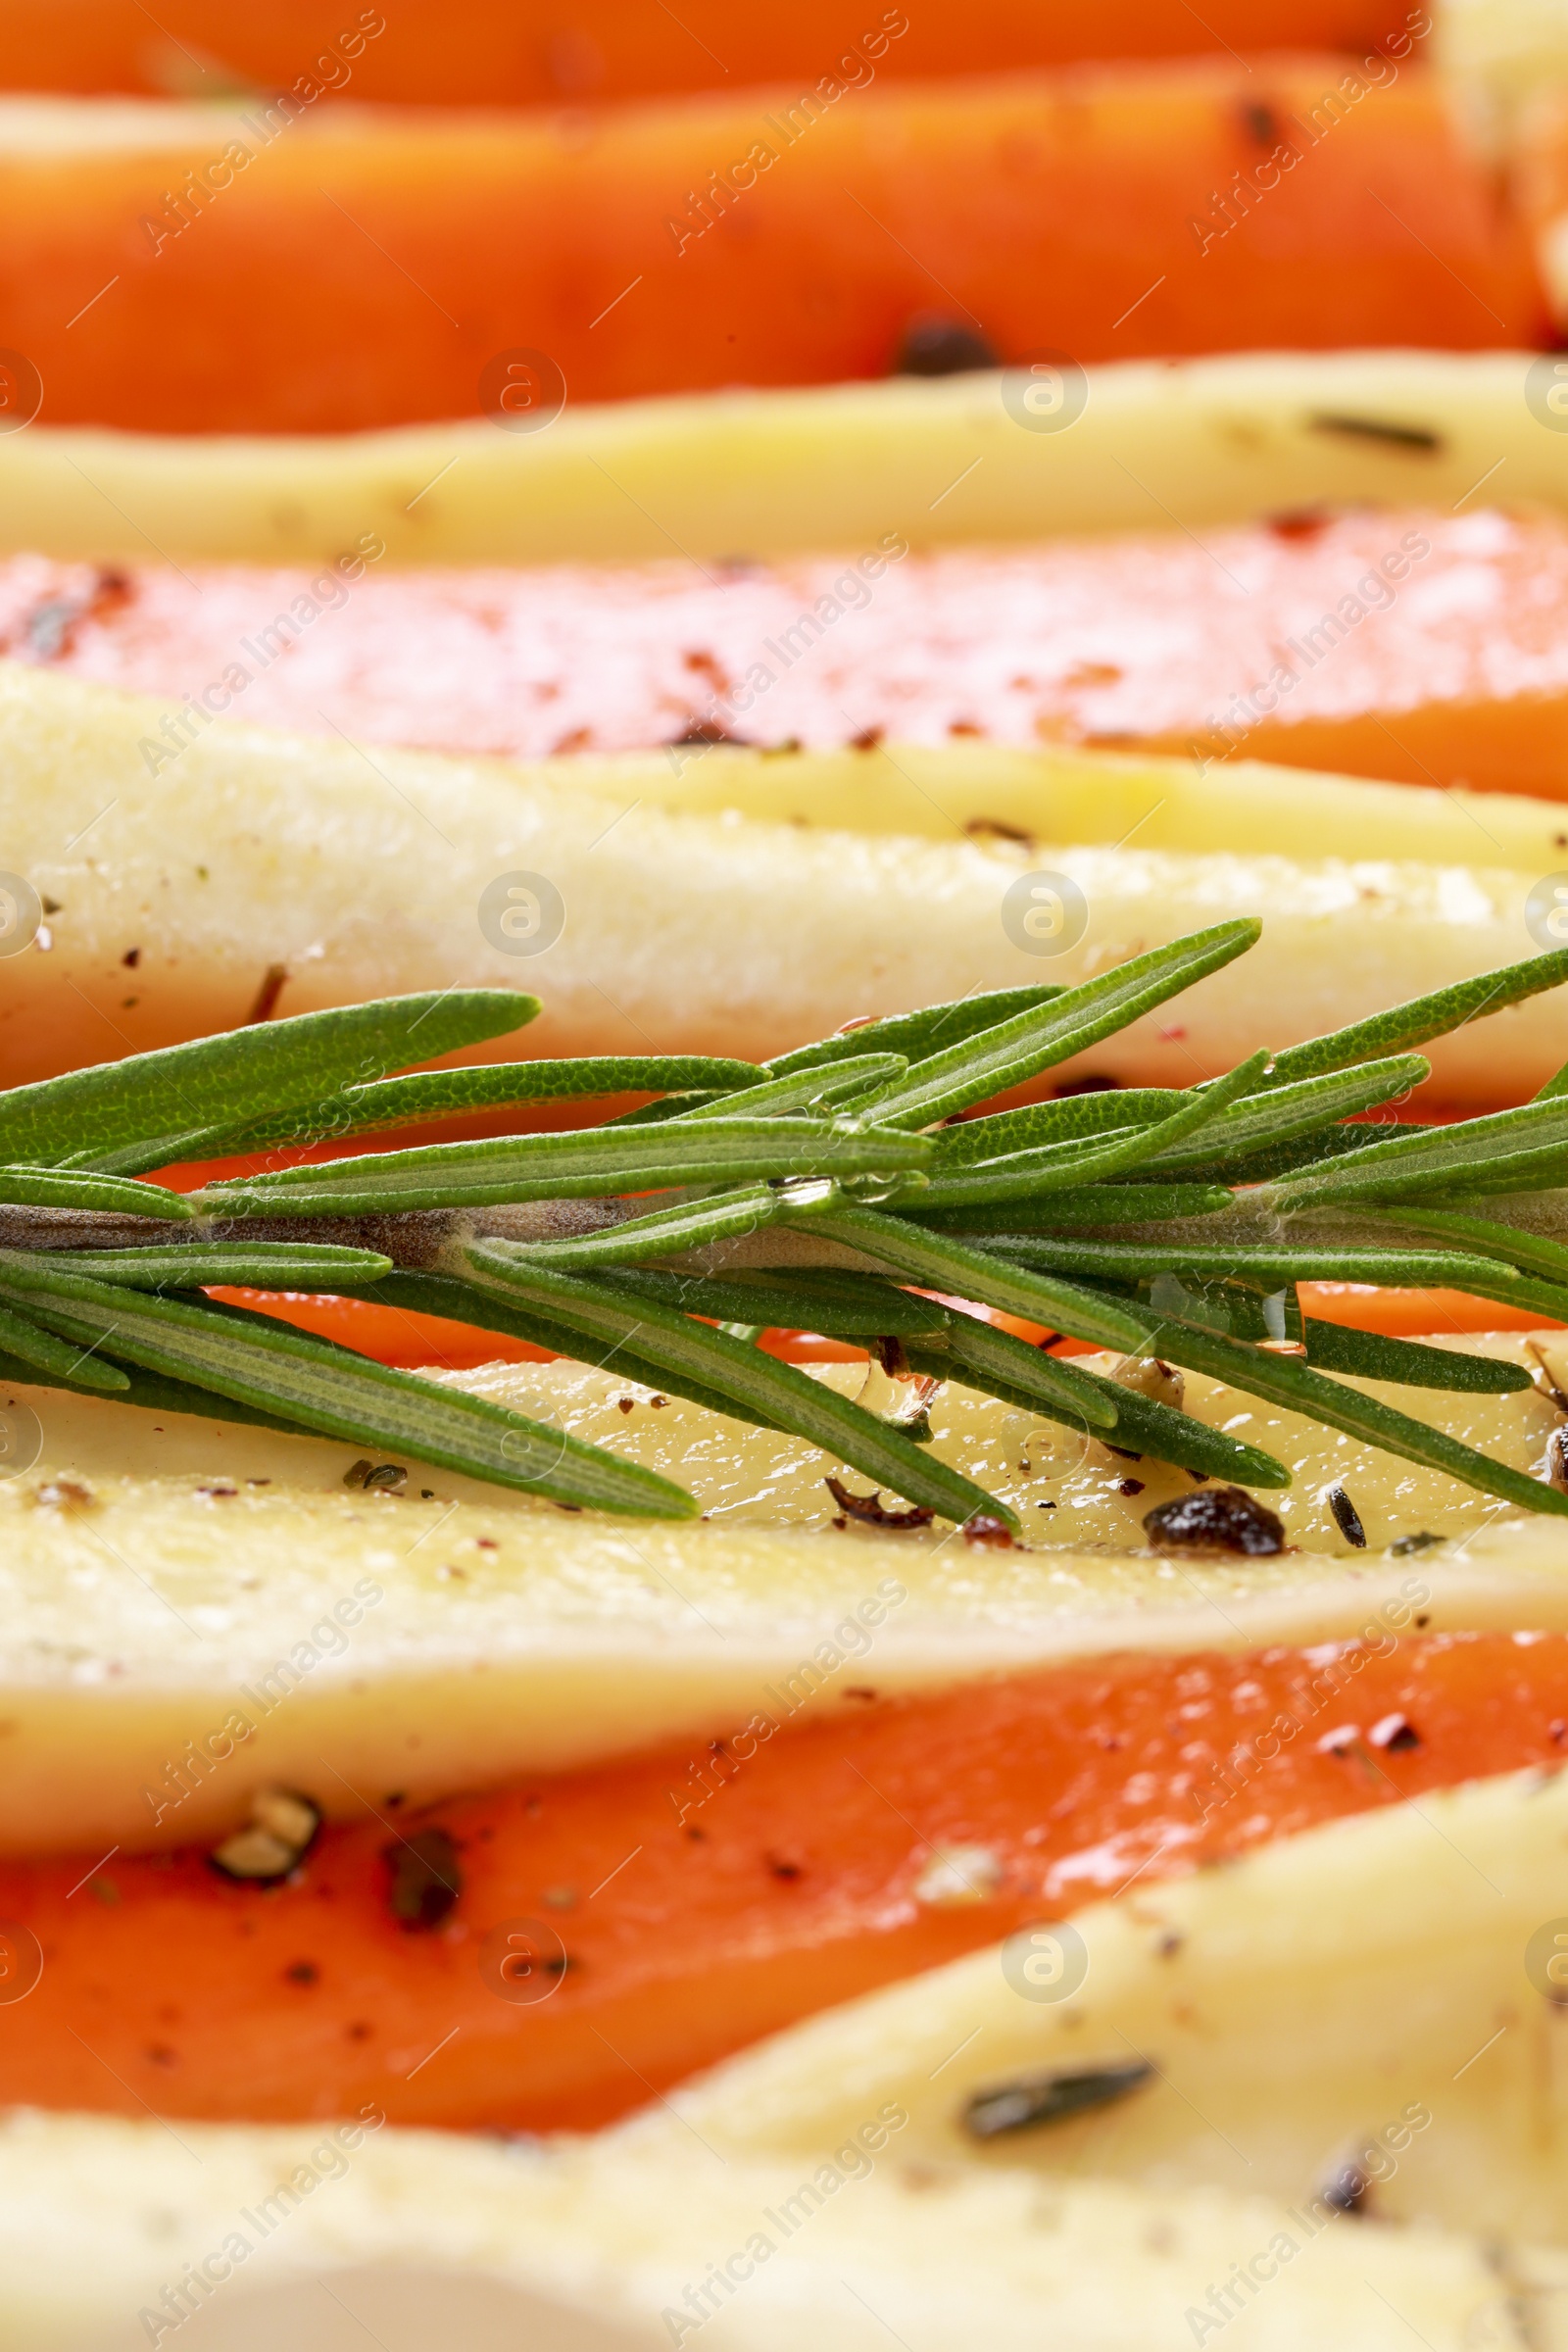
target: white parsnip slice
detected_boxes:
[0,2109,1523,2352]
[0,663,1562,1102]
[0,1334,1565,1857]
[0,350,1562,566]
[603,735,1568,870]
[620,1766,1568,2260]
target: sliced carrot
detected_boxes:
[1297,1282,1566,1337]
[11,503,1568,796]
[205,1288,555,1370]
[0,59,1540,434]
[204,1287,868,1368]
[0,2,1429,107]
[1,1631,1562,2132]
[207,1282,1559,1373]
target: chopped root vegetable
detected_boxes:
[13,506,1568,797]
[3,1631,1566,2132]
[1296,1283,1566,1337]
[208,1285,1562,1373]
[0,59,1541,433]
[0,0,1428,106]
[205,1287,870,1367]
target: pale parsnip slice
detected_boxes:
[0,2111,1522,2352]
[620,1766,1568,2258]
[0,352,1563,566]
[0,663,1561,1102]
[0,1334,1566,1857]
[600,736,1568,870]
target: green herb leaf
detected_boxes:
[1301,1319,1534,1394]
[0,1344,320,1433]
[1262,945,1568,1088]
[349,1272,787,1429]
[0,1166,197,1219]
[864,922,1260,1130]
[1374,1205,1568,1288]
[592,1265,952,1338]
[932,1090,1177,1167]
[916,1054,1271,1209]
[196,1118,932,1217]
[1146,1055,1429,1171]
[776,1203,1150,1352]
[670,1054,906,1120]
[0,1269,693,1517]
[455,1244,1016,1528]
[912,1312,1117,1430]
[0,1298,129,1391]
[981,1237,1518,1291]
[13,992,539,1169]
[1166,1121,1399,1190]
[764,987,1064,1079]
[181,1054,766,1158]
[600,1092,730,1128]
[1265,1098,1568,1210]
[29,1243,394,1292]
[912,1183,1235,1231]
[499,1183,787,1270]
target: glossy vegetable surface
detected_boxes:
[1,1630,1561,2130]
[0,58,1540,432]
[11,505,1568,797]
[0,0,1424,106]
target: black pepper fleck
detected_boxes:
[1144,1487,1285,1555]
[384,1828,462,1931]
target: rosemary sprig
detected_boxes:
[2,923,1567,1529]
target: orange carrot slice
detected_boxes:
[10,504,1567,796]
[204,1287,869,1367]
[0,1,1430,108]
[1,58,1540,433]
[1,1631,1561,2131]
